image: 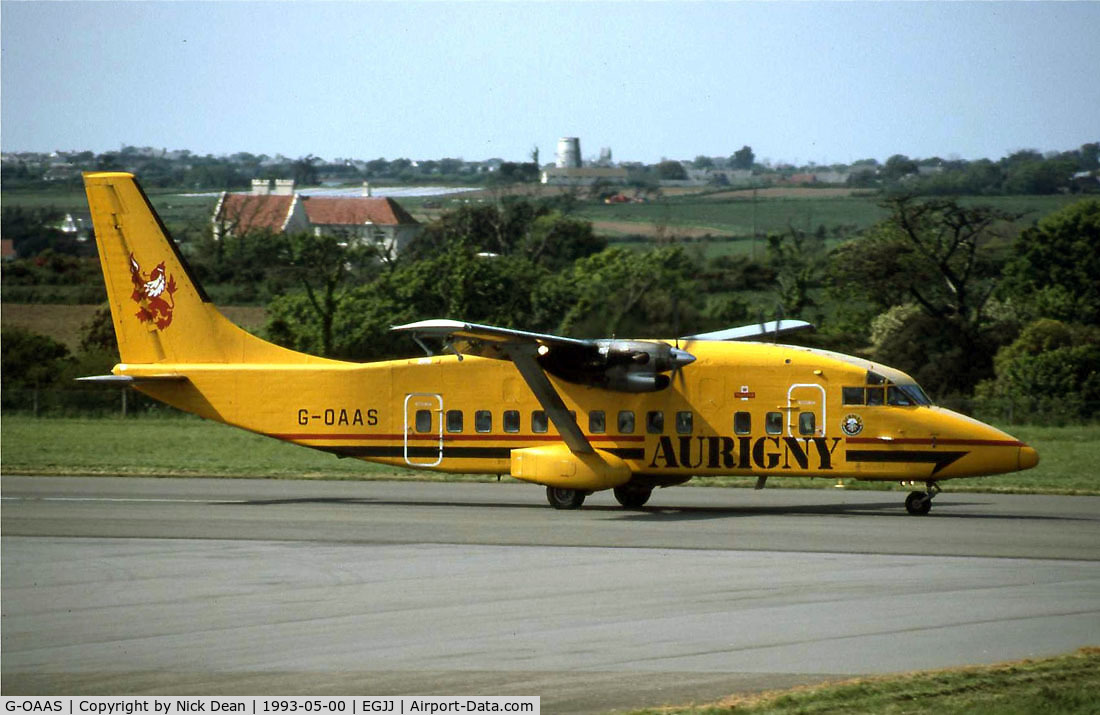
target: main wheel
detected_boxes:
[546,486,586,510]
[905,490,932,515]
[613,485,653,509]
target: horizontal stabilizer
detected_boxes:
[75,374,188,384]
[683,319,814,342]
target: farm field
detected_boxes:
[5,185,1083,245]
[2,187,221,238]
[2,416,1096,495]
[579,191,1084,240]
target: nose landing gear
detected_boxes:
[904,481,941,515]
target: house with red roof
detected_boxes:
[212,180,421,257]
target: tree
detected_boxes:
[883,154,918,181]
[655,161,687,181]
[1002,198,1100,325]
[827,196,1022,395]
[552,246,700,338]
[292,155,320,186]
[267,243,554,361]
[271,233,373,357]
[975,319,1100,421]
[1079,142,1099,171]
[407,198,604,269]
[765,228,826,319]
[1,326,72,409]
[495,162,539,183]
[731,146,754,170]
[188,228,294,303]
[1,206,77,257]
[1002,156,1075,194]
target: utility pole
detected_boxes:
[751,186,758,260]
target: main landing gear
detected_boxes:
[546,486,586,510]
[545,485,655,509]
[613,484,653,509]
[904,481,941,515]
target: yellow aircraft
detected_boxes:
[79,172,1039,514]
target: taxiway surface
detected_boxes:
[3,476,1100,713]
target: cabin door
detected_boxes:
[403,393,444,467]
[786,383,826,438]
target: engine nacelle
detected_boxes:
[538,340,694,393]
[605,370,671,392]
[510,444,632,491]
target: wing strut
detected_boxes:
[504,345,594,455]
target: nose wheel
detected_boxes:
[904,481,940,515]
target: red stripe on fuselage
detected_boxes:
[270,432,645,443]
[845,437,1023,447]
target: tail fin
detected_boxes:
[84,172,320,365]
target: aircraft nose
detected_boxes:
[1018,445,1039,471]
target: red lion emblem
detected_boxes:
[129,253,177,329]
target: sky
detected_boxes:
[2,1,1098,166]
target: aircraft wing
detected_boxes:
[682,319,814,342]
[391,319,589,361]
[392,320,595,453]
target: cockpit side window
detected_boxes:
[866,371,887,385]
[842,386,865,405]
[848,371,932,407]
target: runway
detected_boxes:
[4,476,1100,712]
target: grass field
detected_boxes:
[632,648,1100,715]
[2,415,1096,494]
[5,185,1082,244]
[579,192,1083,240]
[1,187,220,238]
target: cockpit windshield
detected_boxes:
[841,371,933,407]
[896,382,932,406]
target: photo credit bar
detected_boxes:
[1,698,539,715]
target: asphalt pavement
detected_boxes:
[3,476,1099,713]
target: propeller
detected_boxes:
[669,343,694,388]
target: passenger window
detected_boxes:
[415,409,433,433]
[531,410,548,433]
[733,411,751,435]
[445,410,463,433]
[618,410,635,434]
[866,388,885,406]
[887,386,913,406]
[589,410,606,434]
[646,411,664,434]
[503,410,520,433]
[765,411,783,435]
[798,412,816,436]
[676,411,693,434]
[842,387,865,405]
[475,410,492,433]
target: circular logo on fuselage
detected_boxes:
[841,413,864,436]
